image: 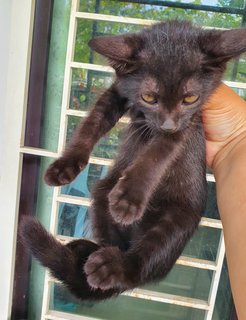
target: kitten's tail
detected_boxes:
[20,216,119,301]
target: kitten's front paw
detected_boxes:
[44,156,87,186]
[84,247,125,290]
[108,176,146,225]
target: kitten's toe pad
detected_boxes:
[108,179,145,225]
[84,247,125,290]
[44,157,87,186]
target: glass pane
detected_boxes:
[57,203,93,239]
[204,181,220,220]
[183,226,221,261]
[232,86,246,100]
[50,282,206,320]
[92,123,124,159]
[66,115,81,142]
[212,258,235,320]
[224,58,246,82]
[60,163,109,196]
[66,116,125,158]
[70,68,114,111]
[143,264,212,300]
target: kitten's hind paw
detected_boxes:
[84,247,126,290]
[108,176,146,225]
[44,156,87,186]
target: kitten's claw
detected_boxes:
[44,157,87,186]
[84,247,125,290]
[108,177,146,225]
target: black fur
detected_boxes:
[21,21,246,301]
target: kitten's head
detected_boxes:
[89,21,246,133]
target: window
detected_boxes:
[12,0,246,319]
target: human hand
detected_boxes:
[202,83,246,169]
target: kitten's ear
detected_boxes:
[200,29,246,68]
[88,34,144,74]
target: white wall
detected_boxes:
[0,0,12,159]
[0,1,35,318]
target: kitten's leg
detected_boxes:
[84,205,201,290]
[108,133,186,225]
[84,246,127,291]
[90,174,132,251]
[45,86,127,186]
[20,216,120,300]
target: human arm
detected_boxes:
[203,84,246,319]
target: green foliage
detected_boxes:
[74,0,246,87]
[218,0,244,8]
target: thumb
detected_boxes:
[202,83,246,143]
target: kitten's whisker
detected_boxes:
[126,124,148,142]
[139,125,151,142]
[127,123,147,140]
[142,124,154,141]
[148,127,157,141]
[132,125,149,145]
[126,123,151,149]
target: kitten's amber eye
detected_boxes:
[183,95,199,104]
[141,94,157,104]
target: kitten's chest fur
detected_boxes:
[159,125,207,207]
[113,115,207,212]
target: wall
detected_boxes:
[0,0,34,318]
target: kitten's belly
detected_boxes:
[161,167,191,195]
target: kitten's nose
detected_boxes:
[160,119,177,133]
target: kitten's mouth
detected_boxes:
[161,128,177,134]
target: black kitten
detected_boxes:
[21,21,246,301]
